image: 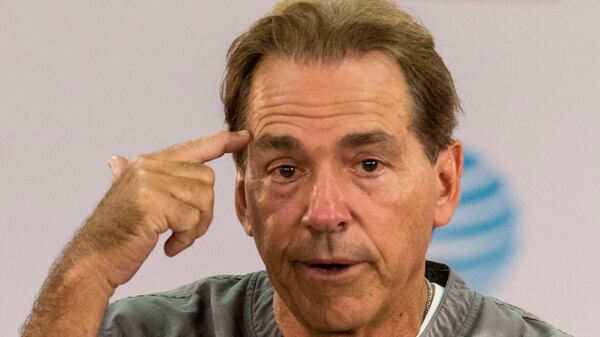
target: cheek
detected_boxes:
[245,178,308,264]
[361,171,437,263]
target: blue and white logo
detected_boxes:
[427,150,518,291]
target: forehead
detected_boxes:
[246,51,414,140]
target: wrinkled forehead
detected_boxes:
[251,128,405,158]
[245,52,414,140]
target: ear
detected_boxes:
[235,168,254,237]
[433,141,463,229]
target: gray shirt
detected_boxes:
[99,261,570,337]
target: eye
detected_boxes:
[353,159,385,177]
[277,165,296,179]
[268,164,302,182]
[361,159,379,173]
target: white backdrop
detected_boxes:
[2,1,599,336]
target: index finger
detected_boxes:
[154,130,251,163]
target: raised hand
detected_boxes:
[20,130,250,337]
[88,130,250,286]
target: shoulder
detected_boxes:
[424,262,571,337]
[98,271,271,337]
[463,293,572,337]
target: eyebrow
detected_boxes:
[338,131,397,149]
[253,130,400,154]
[255,134,301,152]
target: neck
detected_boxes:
[273,276,429,337]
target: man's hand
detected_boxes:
[89,130,250,286]
[20,130,250,337]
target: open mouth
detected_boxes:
[309,263,352,271]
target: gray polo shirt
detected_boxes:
[99,262,570,337]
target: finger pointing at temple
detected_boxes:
[156,130,251,163]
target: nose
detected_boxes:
[300,168,352,233]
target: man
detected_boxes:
[21,0,569,336]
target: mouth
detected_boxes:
[300,259,364,280]
[308,263,353,271]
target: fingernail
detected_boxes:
[107,157,117,173]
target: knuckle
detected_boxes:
[182,205,200,228]
[196,205,208,218]
[193,192,214,214]
[131,169,150,183]
[215,130,229,141]
[201,166,216,185]
[131,155,149,167]
[200,204,214,223]
[203,187,215,201]
[185,178,203,192]
[196,215,211,236]
[196,224,209,237]
[136,155,151,165]
[176,235,194,246]
[190,205,201,222]
[174,202,191,219]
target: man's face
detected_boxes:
[235,52,461,333]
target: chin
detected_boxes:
[294,294,378,333]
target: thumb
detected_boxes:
[107,155,129,182]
